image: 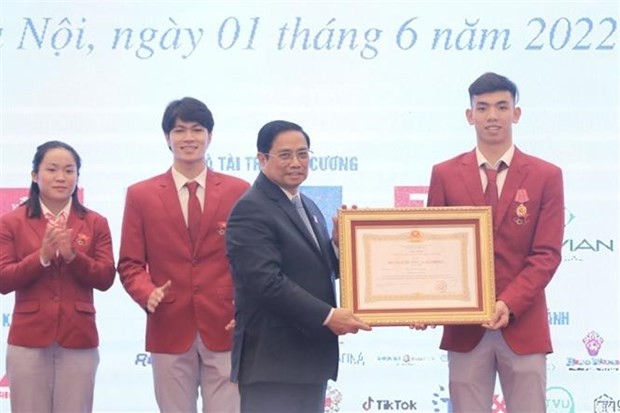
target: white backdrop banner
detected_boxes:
[1,1,618,412]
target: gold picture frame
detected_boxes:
[338,206,496,325]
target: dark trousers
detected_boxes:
[239,381,327,413]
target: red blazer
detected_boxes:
[427,147,564,355]
[0,205,115,348]
[118,168,249,353]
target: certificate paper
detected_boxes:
[339,207,496,325]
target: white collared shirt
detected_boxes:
[40,198,72,221]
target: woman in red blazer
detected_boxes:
[0,141,115,413]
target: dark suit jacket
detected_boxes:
[118,168,249,353]
[0,205,115,348]
[427,147,564,355]
[226,172,339,385]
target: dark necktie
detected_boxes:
[292,195,319,247]
[186,181,202,247]
[483,162,507,220]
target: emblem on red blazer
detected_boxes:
[514,189,530,225]
[75,233,90,246]
[217,221,227,236]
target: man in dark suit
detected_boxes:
[226,120,371,413]
[427,72,564,412]
[118,97,249,412]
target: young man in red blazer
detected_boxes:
[427,72,564,412]
[118,98,249,413]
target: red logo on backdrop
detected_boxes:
[324,385,342,413]
[0,188,85,217]
[0,374,9,399]
[0,188,30,216]
[394,186,429,207]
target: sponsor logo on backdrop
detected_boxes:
[0,374,9,399]
[562,208,615,262]
[430,386,573,412]
[0,188,29,216]
[135,352,152,366]
[594,394,620,413]
[324,385,343,413]
[362,396,418,411]
[548,310,570,326]
[546,386,575,412]
[394,186,429,207]
[583,331,604,356]
[376,353,439,367]
[566,331,619,372]
[431,385,451,412]
[401,353,439,366]
[340,351,366,366]
[564,208,576,227]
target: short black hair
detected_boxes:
[469,72,519,104]
[256,120,310,153]
[161,97,214,135]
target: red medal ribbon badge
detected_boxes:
[515,189,529,203]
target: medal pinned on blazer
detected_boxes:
[75,233,90,246]
[514,189,529,225]
[217,221,227,236]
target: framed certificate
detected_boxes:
[338,207,496,325]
